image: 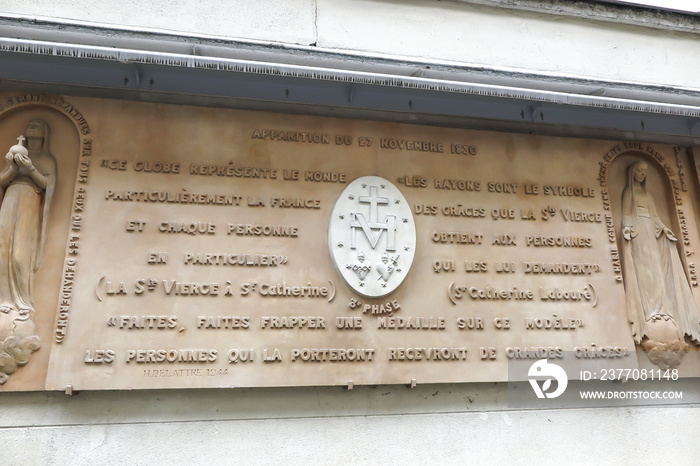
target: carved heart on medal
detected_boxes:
[353,261,371,280]
[376,261,394,282]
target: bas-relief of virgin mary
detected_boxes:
[621,160,700,348]
[0,119,57,384]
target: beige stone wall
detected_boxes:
[2,382,699,465]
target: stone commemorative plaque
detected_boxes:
[0,93,698,391]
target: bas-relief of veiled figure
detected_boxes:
[0,119,56,384]
[620,160,700,368]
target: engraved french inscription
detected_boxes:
[0,92,687,393]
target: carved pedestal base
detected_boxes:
[640,316,689,370]
[0,311,40,384]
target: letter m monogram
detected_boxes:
[350,185,396,251]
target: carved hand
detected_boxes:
[14,153,34,171]
[5,151,18,168]
[664,227,678,242]
[622,225,637,241]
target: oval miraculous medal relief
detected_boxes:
[328,176,416,298]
